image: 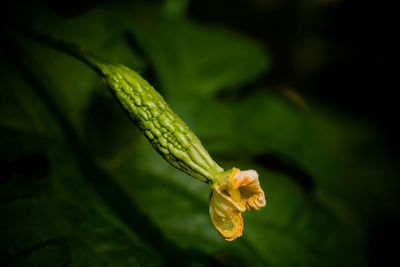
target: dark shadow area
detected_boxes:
[0,154,49,183]
[254,152,315,194]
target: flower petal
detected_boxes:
[209,187,244,241]
[232,170,266,210]
[209,168,266,241]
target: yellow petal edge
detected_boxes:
[209,168,266,241]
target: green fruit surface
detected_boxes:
[96,62,223,183]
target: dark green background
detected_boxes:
[1,0,398,266]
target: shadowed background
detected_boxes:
[1,0,398,266]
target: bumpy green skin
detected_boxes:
[94,62,223,183]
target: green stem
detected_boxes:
[21,29,105,74]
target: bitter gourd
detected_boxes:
[96,62,224,183]
[30,33,266,241]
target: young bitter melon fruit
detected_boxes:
[97,62,224,183]
[30,34,266,241]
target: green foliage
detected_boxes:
[1,1,397,266]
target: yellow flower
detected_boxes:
[209,168,266,241]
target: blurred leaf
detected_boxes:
[0,129,163,266]
[0,51,163,265]
[130,17,270,100]
[1,2,397,267]
[12,6,145,138]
